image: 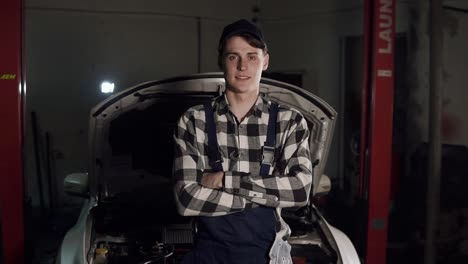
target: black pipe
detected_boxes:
[31,112,46,214]
[425,0,443,263]
[45,132,55,211]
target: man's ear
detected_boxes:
[262,53,270,71]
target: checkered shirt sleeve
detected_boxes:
[173,98,313,216]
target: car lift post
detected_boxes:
[360,0,396,263]
[0,0,25,262]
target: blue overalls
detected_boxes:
[181,102,280,264]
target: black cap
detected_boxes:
[218,19,265,49]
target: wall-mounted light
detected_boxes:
[101,81,115,94]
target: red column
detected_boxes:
[362,0,396,263]
[0,0,25,262]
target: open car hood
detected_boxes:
[88,73,337,201]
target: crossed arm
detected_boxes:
[173,110,313,217]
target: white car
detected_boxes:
[57,73,360,264]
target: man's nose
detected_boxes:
[237,58,247,71]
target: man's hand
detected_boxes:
[201,171,224,189]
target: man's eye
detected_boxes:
[249,56,257,61]
[227,55,237,61]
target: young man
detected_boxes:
[173,19,313,263]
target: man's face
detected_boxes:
[222,36,269,97]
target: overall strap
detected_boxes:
[260,102,279,176]
[204,102,223,172]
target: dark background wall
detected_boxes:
[23,0,468,215]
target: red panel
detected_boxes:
[365,0,396,263]
[0,0,25,262]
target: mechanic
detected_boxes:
[173,19,313,264]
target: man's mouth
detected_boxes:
[235,76,250,80]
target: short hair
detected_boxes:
[217,32,268,69]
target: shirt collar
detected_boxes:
[214,93,267,118]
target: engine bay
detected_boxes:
[87,199,338,264]
[88,225,192,264]
[88,199,193,264]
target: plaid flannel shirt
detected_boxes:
[173,94,313,217]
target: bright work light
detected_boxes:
[101,81,115,93]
